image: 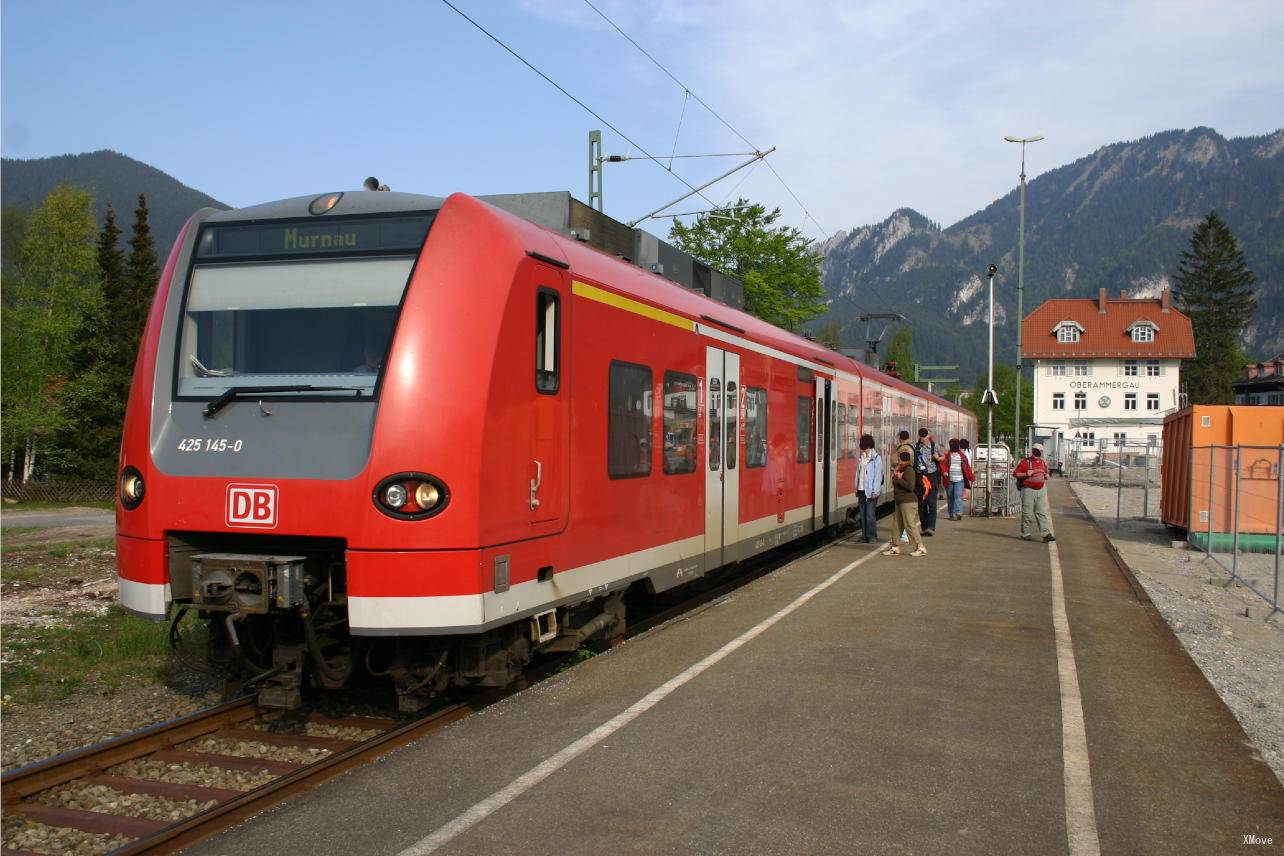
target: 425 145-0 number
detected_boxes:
[176,438,243,453]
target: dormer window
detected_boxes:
[1128,320,1158,343]
[1054,320,1084,344]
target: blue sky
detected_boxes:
[3,0,1282,241]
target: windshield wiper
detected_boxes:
[203,385,366,419]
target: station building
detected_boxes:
[1021,288,1195,447]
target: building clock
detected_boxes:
[1098,395,1111,408]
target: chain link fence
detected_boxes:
[1,480,115,504]
[1188,445,1283,616]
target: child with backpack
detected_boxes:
[883,449,927,557]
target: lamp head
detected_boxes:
[987,263,998,277]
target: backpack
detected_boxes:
[913,472,932,501]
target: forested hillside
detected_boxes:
[817,127,1284,380]
[1,150,227,255]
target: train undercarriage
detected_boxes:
[166,535,626,712]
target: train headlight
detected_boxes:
[120,467,145,510]
[374,473,450,520]
[383,483,408,509]
[414,482,440,510]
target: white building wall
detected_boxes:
[1031,357,1181,442]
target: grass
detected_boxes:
[1,537,115,557]
[2,500,114,511]
[1,605,180,705]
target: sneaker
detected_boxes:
[910,547,927,557]
[922,530,933,537]
[1044,534,1056,542]
[1020,535,1032,541]
[881,546,901,556]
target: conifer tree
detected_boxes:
[1173,211,1258,404]
[124,193,159,366]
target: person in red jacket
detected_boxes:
[941,438,974,520]
[1013,443,1055,541]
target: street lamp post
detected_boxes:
[1004,134,1043,456]
[983,264,999,516]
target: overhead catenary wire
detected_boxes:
[582,0,833,242]
[437,0,719,210]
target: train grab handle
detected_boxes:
[530,460,542,510]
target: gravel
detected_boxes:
[1,815,132,855]
[106,757,277,792]
[29,780,217,822]
[181,734,332,765]
[1070,480,1284,785]
[244,719,384,741]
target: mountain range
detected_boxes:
[4,129,1281,383]
[1,150,228,257]
[817,127,1284,380]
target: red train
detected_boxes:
[116,189,975,710]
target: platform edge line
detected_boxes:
[397,548,880,856]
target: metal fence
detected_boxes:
[1063,437,1164,524]
[1189,445,1283,616]
[1,479,115,504]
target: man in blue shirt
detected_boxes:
[915,427,943,535]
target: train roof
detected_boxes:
[206,191,445,223]
[462,193,965,414]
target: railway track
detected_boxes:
[1,526,857,855]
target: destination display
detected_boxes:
[196,214,434,259]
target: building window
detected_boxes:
[1073,361,1090,377]
[744,387,768,468]
[1050,361,1067,377]
[1074,392,1087,410]
[1146,393,1160,411]
[1124,393,1137,411]
[608,361,653,479]
[1146,360,1161,377]
[662,372,698,475]
[1123,360,1138,377]
[1113,432,1127,442]
[1131,326,1154,343]
[1058,326,1080,343]
[796,397,812,463]
[1052,393,1065,410]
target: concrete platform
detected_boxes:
[189,482,1283,855]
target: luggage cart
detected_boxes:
[969,441,1017,517]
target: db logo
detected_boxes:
[226,484,278,529]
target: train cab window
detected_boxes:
[796,397,811,463]
[663,372,698,475]
[535,289,560,394]
[725,381,738,470]
[744,387,767,468]
[177,256,414,398]
[608,361,653,479]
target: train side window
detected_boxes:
[536,289,559,394]
[725,381,738,470]
[663,371,698,475]
[607,361,652,479]
[796,396,811,463]
[836,404,847,459]
[744,387,767,468]
[709,378,722,472]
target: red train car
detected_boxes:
[116,189,975,709]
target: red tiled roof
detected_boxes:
[1020,289,1195,360]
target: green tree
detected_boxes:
[124,193,159,361]
[884,326,916,379]
[45,207,127,478]
[812,320,845,349]
[1,186,100,480]
[668,199,824,329]
[1172,210,1258,404]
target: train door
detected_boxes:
[814,377,836,528]
[705,347,741,568]
[530,265,569,529]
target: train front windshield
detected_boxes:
[176,214,433,400]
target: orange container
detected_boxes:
[1161,405,1284,537]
